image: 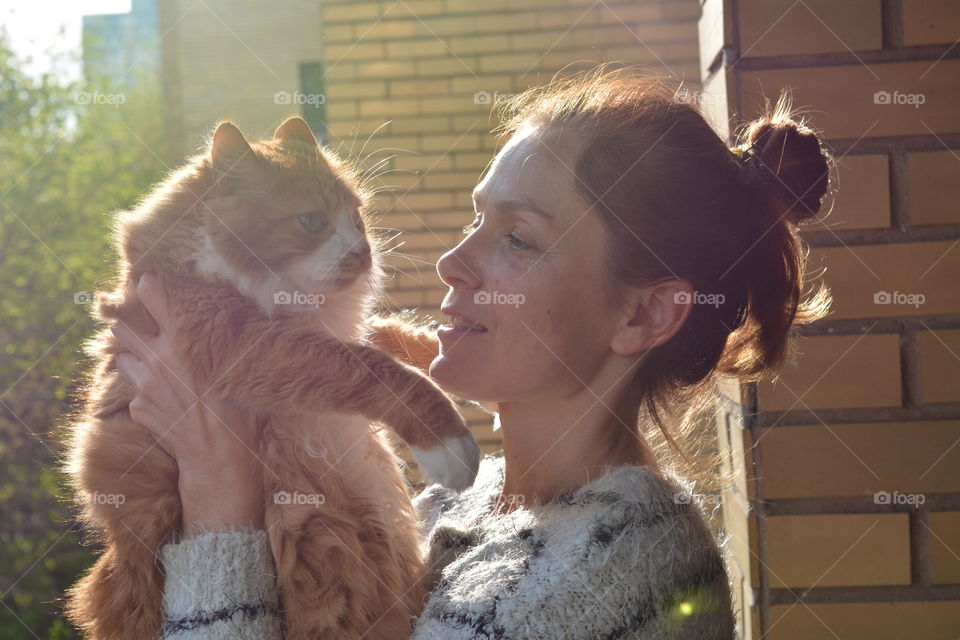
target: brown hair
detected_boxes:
[496,68,832,455]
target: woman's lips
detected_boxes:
[437,323,487,342]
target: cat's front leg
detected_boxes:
[174,286,480,490]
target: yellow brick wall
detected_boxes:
[699,0,960,637]
[320,0,703,461]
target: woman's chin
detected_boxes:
[429,354,482,400]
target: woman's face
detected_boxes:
[431,125,625,403]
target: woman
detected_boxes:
[111,70,831,639]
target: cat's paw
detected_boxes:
[412,435,481,491]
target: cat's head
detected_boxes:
[191,116,382,316]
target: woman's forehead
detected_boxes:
[476,127,583,212]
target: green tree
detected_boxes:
[0,30,167,638]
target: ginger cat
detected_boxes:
[63,116,480,640]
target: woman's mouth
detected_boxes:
[437,312,488,341]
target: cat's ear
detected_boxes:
[274,116,318,147]
[210,121,253,166]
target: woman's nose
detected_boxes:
[437,239,481,290]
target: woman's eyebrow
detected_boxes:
[473,194,553,221]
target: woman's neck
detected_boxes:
[493,379,657,513]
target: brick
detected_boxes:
[393,153,454,171]
[509,30,576,52]
[356,60,417,79]
[325,101,358,119]
[412,16,476,37]
[420,132,485,152]
[325,42,385,62]
[759,421,960,498]
[393,191,456,211]
[662,1,701,21]
[757,334,901,411]
[930,511,960,584]
[808,154,890,231]
[423,211,474,229]
[323,24,354,42]
[360,19,417,40]
[570,26,641,49]
[740,61,960,139]
[596,4,663,26]
[396,0,445,18]
[390,78,451,96]
[359,98,419,118]
[919,329,960,404]
[391,115,452,134]
[766,514,910,587]
[367,210,426,231]
[419,95,487,115]
[738,0,881,57]
[322,2,382,23]
[416,57,480,77]
[451,75,514,93]
[904,0,960,45]
[449,34,510,55]
[328,118,389,137]
[444,0,508,13]
[767,602,960,640]
[327,80,387,99]
[478,52,542,73]
[386,38,450,59]
[454,151,495,170]
[811,242,960,320]
[908,150,960,226]
[423,171,481,190]
[475,12,537,33]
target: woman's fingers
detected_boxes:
[115,351,146,387]
[111,320,152,360]
[137,272,173,336]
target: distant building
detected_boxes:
[82,0,160,90]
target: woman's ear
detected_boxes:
[610,279,694,357]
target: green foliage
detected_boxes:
[0,31,167,638]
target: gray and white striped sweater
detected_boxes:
[159,454,736,639]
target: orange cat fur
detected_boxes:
[63,116,479,640]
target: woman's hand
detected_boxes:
[112,272,265,537]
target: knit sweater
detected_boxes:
[158,455,736,639]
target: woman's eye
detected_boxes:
[507,233,531,251]
[298,212,329,234]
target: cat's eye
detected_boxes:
[353,210,365,231]
[298,211,329,234]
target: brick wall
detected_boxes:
[319,0,703,460]
[699,0,960,637]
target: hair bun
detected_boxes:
[734,101,831,224]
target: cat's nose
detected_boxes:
[350,241,371,260]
